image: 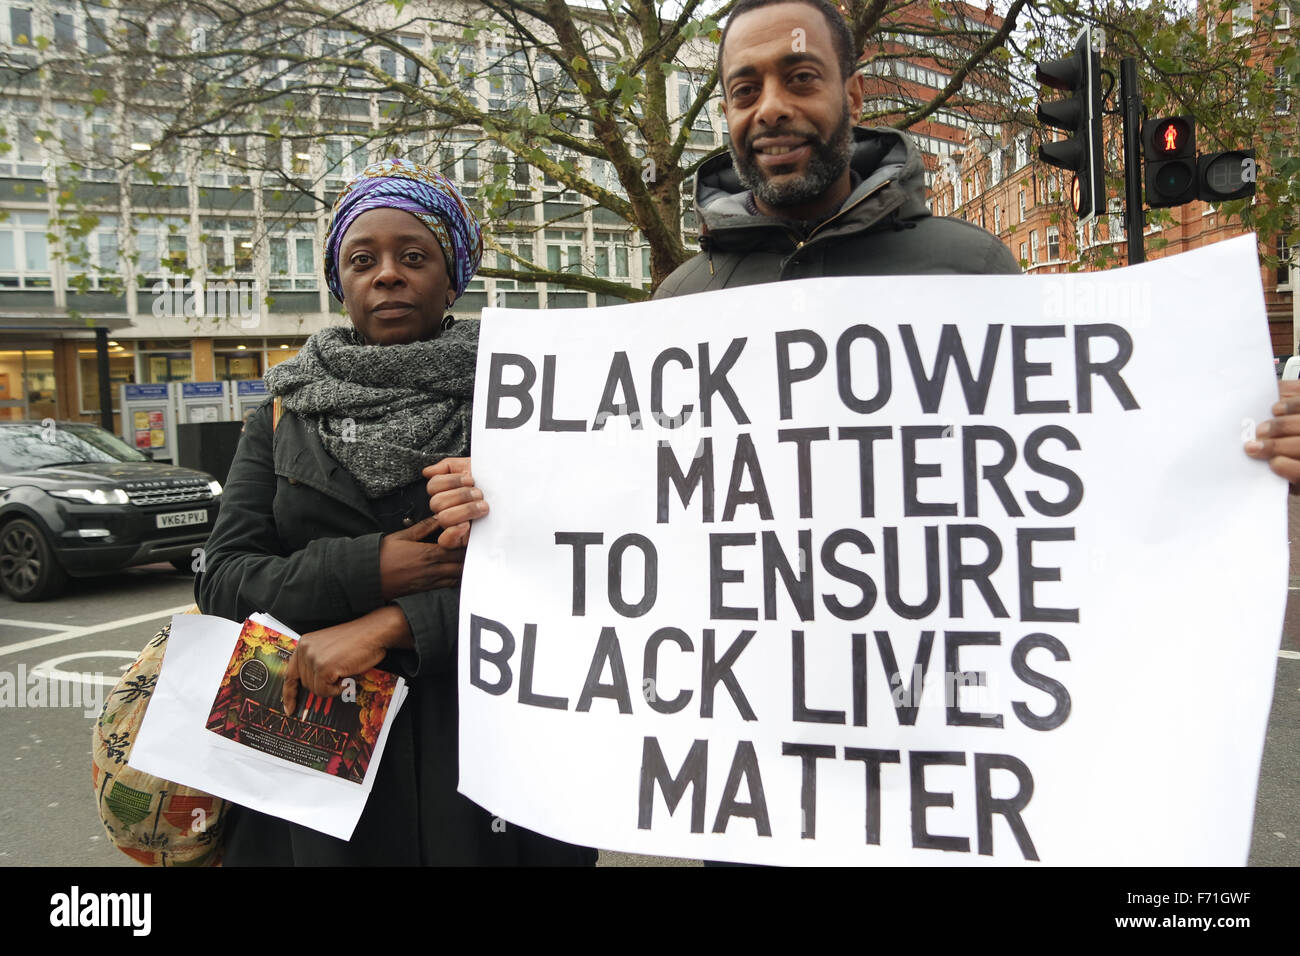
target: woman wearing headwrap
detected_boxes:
[197,159,596,865]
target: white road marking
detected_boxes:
[31,650,140,688]
[0,618,72,632]
[1280,649,1300,660]
[0,604,193,658]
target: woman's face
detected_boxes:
[338,207,453,346]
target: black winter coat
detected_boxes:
[195,398,596,866]
[655,127,1021,298]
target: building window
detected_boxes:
[439,138,480,185]
[77,343,136,414]
[1,98,44,176]
[61,215,120,292]
[95,217,120,281]
[268,225,318,291]
[133,217,189,287]
[214,339,265,380]
[1233,1,1253,36]
[0,213,51,289]
[324,136,369,189]
[1277,1,1291,28]
[1047,225,1060,261]
[994,204,1001,233]
[677,71,715,137]
[397,35,422,83]
[492,237,535,291]
[592,231,631,280]
[52,10,78,50]
[1279,232,1294,288]
[1019,189,1026,223]
[1108,197,1126,241]
[8,6,32,46]
[545,229,584,274]
[266,339,306,370]
[139,340,194,384]
[1030,230,1040,264]
[437,44,479,105]
[1019,241,1027,265]
[0,348,56,423]
[592,158,623,197]
[1276,66,1292,114]
[202,219,255,278]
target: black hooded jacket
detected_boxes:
[655,126,1020,298]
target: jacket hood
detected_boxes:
[694,126,933,249]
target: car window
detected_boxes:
[61,424,151,463]
[0,424,150,471]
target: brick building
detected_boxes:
[927,0,1296,358]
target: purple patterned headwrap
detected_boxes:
[324,158,483,303]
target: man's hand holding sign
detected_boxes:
[456,236,1287,866]
[1245,379,1300,485]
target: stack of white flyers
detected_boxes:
[130,612,408,840]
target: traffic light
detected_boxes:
[1036,27,1105,222]
[1198,148,1256,202]
[1142,116,1196,207]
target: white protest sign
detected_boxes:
[458,234,1286,865]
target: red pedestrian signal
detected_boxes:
[1142,116,1197,206]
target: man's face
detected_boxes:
[721,3,864,215]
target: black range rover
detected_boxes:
[0,421,222,601]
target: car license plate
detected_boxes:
[156,509,208,529]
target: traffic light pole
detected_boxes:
[1120,57,1145,264]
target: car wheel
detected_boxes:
[0,518,70,602]
[169,557,195,574]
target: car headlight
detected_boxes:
[208,480,223,496]
[49,488,130,505]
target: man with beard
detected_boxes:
[651,0,1017,869]
[654,0,1020,299]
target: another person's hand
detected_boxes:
[281,606,410,714]
[378,514,465,601]
[424,457,488,548]
[1244,380,1300,491]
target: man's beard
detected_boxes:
[730,101,855,210]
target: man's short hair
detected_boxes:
[718,0,859,84]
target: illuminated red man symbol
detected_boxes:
[1163,124,1179,152]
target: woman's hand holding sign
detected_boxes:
[1245,380,1300,488]
[424,457,489,547]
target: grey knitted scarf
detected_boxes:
[264,321,479,497]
